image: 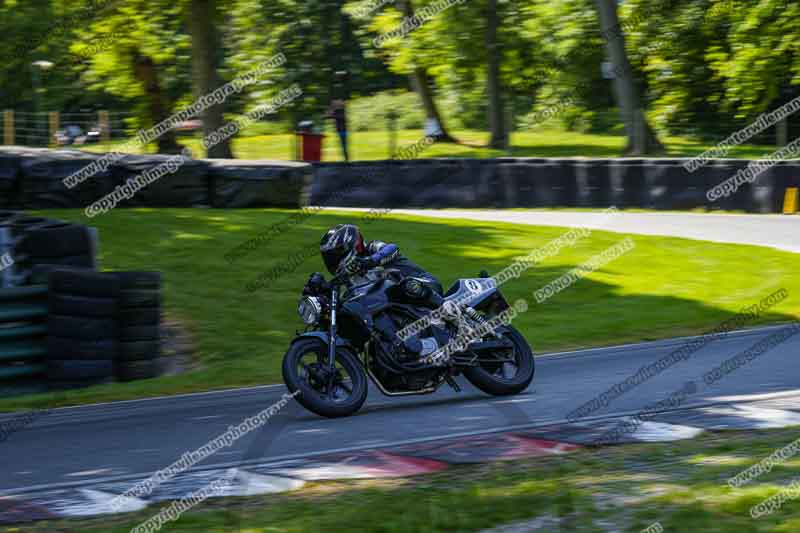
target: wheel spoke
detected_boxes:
[502,362,518,380]
[338,380,353,394]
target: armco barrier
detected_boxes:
[2,147,800,212]
[0,285,48,395]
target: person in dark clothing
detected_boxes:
[326,99,349,161]
[319,224,454,361]
[320,224,482,361]
[319,224,442,300]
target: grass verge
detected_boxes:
[81,127,785,161]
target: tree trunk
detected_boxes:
[132,54,183,154]
[400,0,456,143]
[594,0,663,155]
[777,116,788,147]
[486,0,507,149]
[188,0,233,159]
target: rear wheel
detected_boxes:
[282,338,367,418]
[463,326,534,396]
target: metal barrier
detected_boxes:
[0,284,48,394]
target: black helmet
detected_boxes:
[320,224,364,275]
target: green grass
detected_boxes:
[82,127,787,161]
[25,426,800,532]
[1,208,796,411]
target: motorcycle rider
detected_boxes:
[319,224,460,361]
[320,223,444,305]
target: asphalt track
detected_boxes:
[349,210,800,253]
[1,324,798,497]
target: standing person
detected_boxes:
[326,99,349,161]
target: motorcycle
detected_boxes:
[282,263,535,418]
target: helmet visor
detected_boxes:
[321,246,348,275]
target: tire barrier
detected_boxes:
[753,161,800,214]
[18,149,112,208]
[44,269,163,387]
[0,212,98,286]
[576,159,612,208]
[113,154,209,207]
[0,147,311,209]
[610,159,647,208]
[207,159,312,208]
[0,285,48,396]
[46,269,119,389]
[501,160,575,208]
[2,146,799,212]
[0,151,20,208]
[0,210,166,394]
[113,271,161,382]
[311,157,799,212]
[711,160,753,212]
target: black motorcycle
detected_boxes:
[282,264,535,418]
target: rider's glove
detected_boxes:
[359,256,378,270]
[344,256,376,275]
[342,254,363,275]
[303,272,329,295]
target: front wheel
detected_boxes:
[282,338,368,418]
[463,326,535,396]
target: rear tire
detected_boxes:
[282,338,367,418]
[463,326,535,396]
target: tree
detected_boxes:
[486,0,507,149]
[187,0,233,158]
[398,0,457,142]
[594,0,663,154]
[229,0,399,135]
[72,0,192,153]
[132,53,183,153]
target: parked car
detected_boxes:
[54,124,103,146]
[54,125,84,146]
[175,119,202,133]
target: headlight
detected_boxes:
[298,296,323,325]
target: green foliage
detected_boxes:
[0,0,798,149]
[347,90,426,131]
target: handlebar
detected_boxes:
[330,272,349,287]
[331,266,380,288]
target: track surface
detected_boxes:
[1,325,798,495]
[349,210,800,253]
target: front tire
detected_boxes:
[282,338,368,418]
[463,326,535,396]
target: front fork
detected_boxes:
[327,288,339,388]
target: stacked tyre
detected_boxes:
[47,269,119,389]
[16,222,96,273]
[115,272,161,382]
